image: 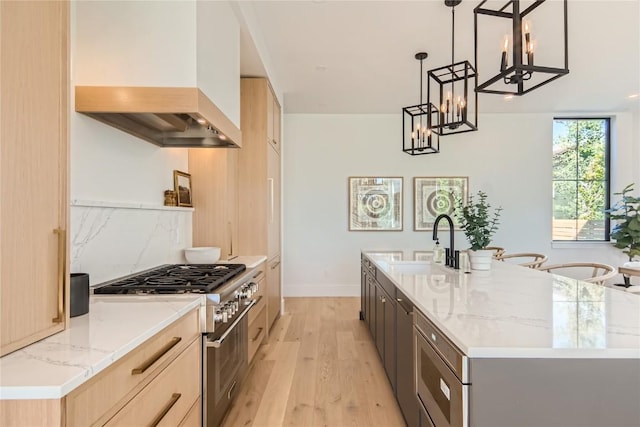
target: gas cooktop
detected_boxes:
[93,263,247,295]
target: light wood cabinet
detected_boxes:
[248,263,267,362]
[66,309,200,426]
[1,309,201,427]
[189,149,239,259]
[238,78,282,330]
[104,338,200,427]
[179,398,201,427]
[266,256,282,329]
[267,144,281,258]
[266,84,281,153]
[0,0,70,357]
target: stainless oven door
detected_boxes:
[204,300,254,427]
[415,326,468,427]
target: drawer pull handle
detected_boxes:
[271,261,280,270]
[381,296,386,303]
[148,392,181,427]
[251,327,264,342]
[131,337,182,375]
[396,298,403,302]
[253,270,264,279]
[431,333,437,343]
[440,378,451,401]
[52,228,66,323]
[228,381,237,400]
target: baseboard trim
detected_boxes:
[284,284,360,297]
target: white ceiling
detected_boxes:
[240,0,640,114]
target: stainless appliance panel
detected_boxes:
[415,325,468,427]
[205,309,248,427]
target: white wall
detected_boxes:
[282,113,638,296]
[197,1,241,127]
[71,1,200,282]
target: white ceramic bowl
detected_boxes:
[184,247,221,264]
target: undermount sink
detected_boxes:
[388,261,431,274]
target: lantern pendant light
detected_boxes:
[402,52,440,155]
[427,0,478,136]
[474,0,569,96]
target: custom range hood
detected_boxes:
[75,86,242,148]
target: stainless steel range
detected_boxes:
[94,263,261,427]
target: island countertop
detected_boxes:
[363,251,640,359]
[0,295,203,400]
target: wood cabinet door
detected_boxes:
[367,276,376,338]
[361,267,367,321]
[383,294,397,393]
[266,144,281,259]
[226,148,239,258]
[272,96,281,153]
[266,255,281,329]
[0,0,69,356]
[375,284,385,360]
[189,149,238,259]
[266,86,274,145]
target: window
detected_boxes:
[552,118,610,241]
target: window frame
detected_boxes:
[552,116,611,242]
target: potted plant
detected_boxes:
[606,183,640,264]
[456,191,502,270]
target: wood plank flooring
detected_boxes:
[222,297,406,427]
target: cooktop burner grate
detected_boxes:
[94,263,247,294]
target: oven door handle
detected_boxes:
[207,299,257,348]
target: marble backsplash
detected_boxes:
[70,201,193,285]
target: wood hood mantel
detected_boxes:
[75,86,242,148]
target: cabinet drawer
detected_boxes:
[248,304,267,363]
[248,294,266,325]
[414,311,466,382]
[105,338,201,426]
[179,397,201,427]
[66,309,200,426]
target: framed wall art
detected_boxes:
[173,170,193,207]
[349,177,403,231]
[414,176,468,231]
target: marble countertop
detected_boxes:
[0,295,203,400]
[364,251,640,359]
[222,255,267,269]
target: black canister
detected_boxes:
[70,273,90,317]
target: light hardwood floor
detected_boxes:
[222,297,406,427]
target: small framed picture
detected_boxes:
[414,177,468,231]
[349,177,403,231]
[173,170,193,207]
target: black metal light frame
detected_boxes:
[427,0,478,136]
[427,60,478,135]
[403,52,440,155]
[474,0,569,96]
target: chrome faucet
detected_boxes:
[433,214,459,269]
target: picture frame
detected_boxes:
[349,177,403,231]
[173,170,193,207]
[414,176,468,231]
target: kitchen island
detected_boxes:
[362,251,640,427]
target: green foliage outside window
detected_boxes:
[552,119,609,240]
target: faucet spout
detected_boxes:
[432,214,459,269]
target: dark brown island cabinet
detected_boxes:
[361,253,640,427]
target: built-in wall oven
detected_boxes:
[414,310,469,427]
